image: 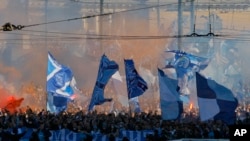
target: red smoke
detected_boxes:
[0,87,24,114]
[5,96,24,114]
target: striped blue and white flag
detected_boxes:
[196,72,238,125]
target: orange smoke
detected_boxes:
[0,87,24,114]
[5,96,24,114]
[0,87,12,108]
[21,82,37,96]
[0,62,22,82]
[0,12,172,113]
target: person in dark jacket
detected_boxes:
[4,127,27,141]
[0,127,10,141]
[29,129,39,141]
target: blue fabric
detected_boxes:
[52,95,68,107]
[158,68,183,120]
[88,54,119,111]
[196,72,217,99]
[179,95,190,104]
[165,50,210,95]
[196,72,238,125]
[47,52,74,98]
[124,59,148,99]
[166,50,210,79]
[46,52,75,114]
[214,98,238,125]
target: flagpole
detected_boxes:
[45,53,49,112]
[128,97,132,117]
[126,80,132,117]
[45,0,48,112]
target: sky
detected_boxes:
[0,0,250,111]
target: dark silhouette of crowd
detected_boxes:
[0,104,250,141]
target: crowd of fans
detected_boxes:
[0,104,249,141]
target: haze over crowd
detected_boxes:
[1,0,250,112]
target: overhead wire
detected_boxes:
[3,33,250,45]
[19,1,195,29]
[0,0,189,39]
[68,0,141,5]
[2,0,250,41]
[0,0,203,40]
[2,1,225,40]
[0,26,231,41]
[0,25,242,42]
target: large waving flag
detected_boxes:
[124,59,148,99]
[165,50,210,95]
[196,72,238,125]
[88,54,119,111]
[46,52,77,114]
[158,68,183,120]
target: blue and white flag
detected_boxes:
[166,50,210,78]
[158,68,183,120]
[88,54,119,111]
[46,52,77,114]
[124,59,148,99]
[165,50,210,95]
[196,72,238,125]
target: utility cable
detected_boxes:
[0,0,194,31]
[0,0,226,38]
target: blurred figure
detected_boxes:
[4,127,26,141]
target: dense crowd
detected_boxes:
[0,104,249,141]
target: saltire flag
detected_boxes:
[46,52,77,114]
[165,50,210,95]
[88,54,119,111]
[124,59,148,99]
[158,68,183,120]
[111,71,129,107]
[196,72,238,125]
